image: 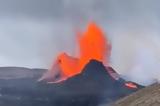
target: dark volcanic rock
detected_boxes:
[0,60,143,106]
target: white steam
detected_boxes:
[0,0,160,85]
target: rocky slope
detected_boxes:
[114,83,160,106]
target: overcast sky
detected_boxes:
[0,0,160,85]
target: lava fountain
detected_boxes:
[39,22,111,82]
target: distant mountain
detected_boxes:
[0,67,46,79]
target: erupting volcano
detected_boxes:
[0,22,144,106]
[40,22,111,82]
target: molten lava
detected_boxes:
[78,22,110,71]
[40,22,111,82]
[57,53,79,77]
[125,82,138,89]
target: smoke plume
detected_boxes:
[0,0,160,85]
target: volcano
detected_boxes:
[0,60,143,106]
[39,22,111,82]
[0,22,144,106]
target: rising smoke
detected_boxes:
[0,0,160,85]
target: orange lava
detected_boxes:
[57,52,79,77]
[40,22,111,82]
[78,22,110,71]
[125,82,138,89]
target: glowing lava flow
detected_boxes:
[39,22,111,82]
[78,22,111,71]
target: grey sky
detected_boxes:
[0,0,160,85]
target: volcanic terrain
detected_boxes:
[0,60,143,106]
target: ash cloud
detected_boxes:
[0,0,160,85]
